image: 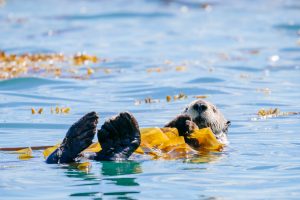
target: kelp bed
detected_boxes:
[4,127,223,171]
[0,51,101,80]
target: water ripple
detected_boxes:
[49,12,174,21]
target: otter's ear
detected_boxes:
[222,121,231,134]
[183,107,188,113]
[226,121,231,127]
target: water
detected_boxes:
[1,0,300,199]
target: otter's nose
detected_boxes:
[193,103,207,113]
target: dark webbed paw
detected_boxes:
[46,112,98,164]
[164,114,198,137]
[164,114,201,148]
[96,112,140,161]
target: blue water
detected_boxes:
[1,0,300,199]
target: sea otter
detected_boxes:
[46,100,230,164]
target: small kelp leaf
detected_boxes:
[15,147,32,154]
[77,162,92,171]
[87,67,94,75]
[134,146,144,154]
[43,143,60,158]
[257,108,280,117]
[83,142,101,153]
[165,93,188,103]
[18,154,34,160]
[166,95,172,102]
[175,66,187,72]
[70,162,92,172]
[173,93,187,101]
[193,95,208,99]
[188,128,224,151]
[147,67,162,73]
[38,108,43,114]
[257,108,300,118]
[15,147,33,160]
[61,107,71,114]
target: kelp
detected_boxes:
[0,51,102,80]
[14,147,33,160]
[13,127,223,163]
[70,162,92,172]
[31,106,71,115]
[43,143,60,158]
[42,127,223,161]
[188,128,224,151]
[135,93,190,105]
[257,108,300,118]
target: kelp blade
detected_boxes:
[15,147,33,160]
[83,142,101,153]
[43,143,60,158]
[188,128,224,151]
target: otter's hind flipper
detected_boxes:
[46,112,98,164]
[96,112,140,161]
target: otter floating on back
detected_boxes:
[46,100,230,163]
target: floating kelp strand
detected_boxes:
[0,50,101,79]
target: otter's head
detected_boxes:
[183,100,231,144]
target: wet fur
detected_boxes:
[165,100,230,144]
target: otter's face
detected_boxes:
[183,100,230,144]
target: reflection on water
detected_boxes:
[66,161,142,198]
[101,161,142,176]
[184,151,225,164]
[102,161,141,188]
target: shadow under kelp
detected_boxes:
[183,151,226,164]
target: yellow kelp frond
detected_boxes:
[257,108,300,118]
[158,136,186,150]
[140,128,170,148]
[43,143,60,158]
[15,147,33,160]
[134,146,144,154]
[74,162,92,172]
[160,127,180,139]
[15,147,32,154]
[37,127,223,161]
[83,142,101,153]
[137,127,195,160]
[188,128,224,151]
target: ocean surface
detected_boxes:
[0,0,300,199]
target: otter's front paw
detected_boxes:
[164,115,202,149]
[164,114,199,137]
[96,112,141,161]
[46,112,98,164]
